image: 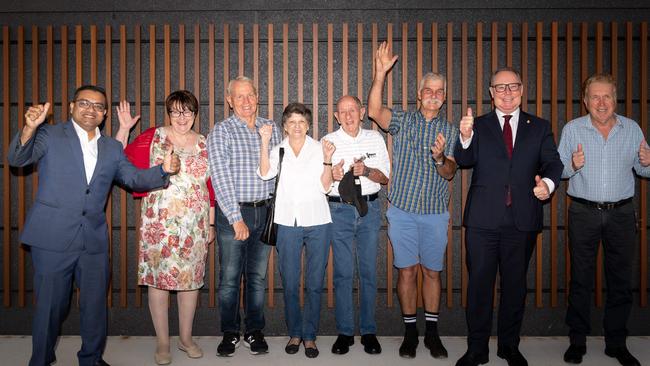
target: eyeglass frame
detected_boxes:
[74,99,106,112]
[490,83,522,93]
[168,110,195,118]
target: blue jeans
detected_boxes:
[276,222,331,341]
[330,200,381,336]
[216,205,271,334]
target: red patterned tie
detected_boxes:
[503,115,513,206]
[503,115,513,158]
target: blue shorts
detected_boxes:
[386,205,449,271]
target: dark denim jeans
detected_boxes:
[216,205,271,334]
[276,222,331,341]
[329,199,381,336]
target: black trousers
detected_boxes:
[565,200,636,348]
[464,208,537,354]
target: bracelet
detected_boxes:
[434,155,446,166]
[209,224,215,227]
[323,162,333,166]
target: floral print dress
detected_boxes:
[138,127,210,290]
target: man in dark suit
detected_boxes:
[8,85,180,366]
[453,68,563,366]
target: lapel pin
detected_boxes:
[526,119,530,124]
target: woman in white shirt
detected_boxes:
[258,102,335,358]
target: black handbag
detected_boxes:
[260,147,284,246]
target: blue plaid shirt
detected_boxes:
[207,114,281,224]
[558,113,650,202]
[387,108,459,214]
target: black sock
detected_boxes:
[425,311,439,335]
[403,313,418,338]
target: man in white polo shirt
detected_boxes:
[324,95,390,355]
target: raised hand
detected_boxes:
[332,159,345,181]
[258,123,273,145]
[430,133,446,162]
[162,147,181,175]
[24,103,51,130]
[533,175,550,201]
[572,143,585,171]
[459,107,474,140]
[639,141,650,167]
[322,139,336,162]
[375,41,399,76]
[116,100,140,131]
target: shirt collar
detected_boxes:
[71,118,100,143]
[495,108,521,123]
[585,113,624,130]
[417,110,443,123]
[335,127,365,142]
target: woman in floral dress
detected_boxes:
[116,90,214,365]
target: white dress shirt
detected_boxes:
[71,119,100,184]
[258,136,332,227]
[323,128,390,196]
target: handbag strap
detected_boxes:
[271,147,284,199]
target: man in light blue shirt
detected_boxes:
[558,73,650,366]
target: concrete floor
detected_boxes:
[1,335,648,365]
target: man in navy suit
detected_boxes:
[453,68,563,366]
[8,85,180,366]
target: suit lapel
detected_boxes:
[486,111,509,157]
[512,112,531,157]
[63,121,88,185]
[89,134,108,186]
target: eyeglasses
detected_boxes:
[491,83,522,93]
[75,99,106,112]
[169,110,194,118]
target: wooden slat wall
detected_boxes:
[1,22,649,313]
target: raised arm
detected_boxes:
[367,41,398,130]
[114,100,141,148]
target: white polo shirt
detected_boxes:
[323,127,390,197]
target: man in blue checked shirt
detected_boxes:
[559,73,650,366]
[207,76,281,357]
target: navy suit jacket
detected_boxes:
[8,120,169,254]
[454,110,563,232]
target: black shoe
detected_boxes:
[331,334,354,354]
[360,334,382,354]
[398,330,419,358]
[304,341,319,358]
[563,344,586,364]
[605,346,641,366]
[424,332,448,359]
[217,332,240,357]
[93,360,110,366]
[285,338,301,354]
[243,330,269,355]
[497,346,528,366]
[455,351,489,366]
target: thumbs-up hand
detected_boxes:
[24,103,51,130]
[533,175,550,201]
[332,159,345,181]
[162,147,180,175]
[459,107,474,140]
[639,141,650,167]
[572,143,585,171]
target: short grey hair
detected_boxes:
[418,72,447,94]
[226,76,257,96]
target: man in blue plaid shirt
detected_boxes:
[207,76,281,357]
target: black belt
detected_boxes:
[328,193,379,203]
[570,196,633,210]
[239,199,271,207]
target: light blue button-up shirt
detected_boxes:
[558,113,650,202]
